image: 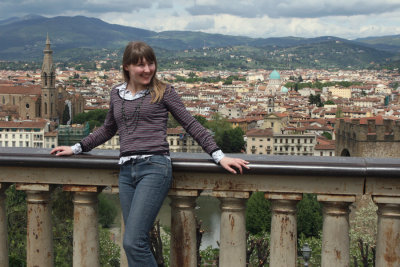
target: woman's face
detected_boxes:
[124,57,156,89]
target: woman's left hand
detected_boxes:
[219,156,250,174]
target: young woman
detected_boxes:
[51,41,249,266]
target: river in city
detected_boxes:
[157,196,221,249]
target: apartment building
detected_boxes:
[246,129,274,155]
[273,134,316,156]
[167,127,203,153]
[0,120,52,148]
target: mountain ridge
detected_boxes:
[0,15,399,70]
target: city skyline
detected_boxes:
[1,0,400,40]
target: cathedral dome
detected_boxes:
[269,70,281,80]
[281,86,289,93]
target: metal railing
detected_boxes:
[0,147,399,267]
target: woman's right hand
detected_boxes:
[50,146,73,156]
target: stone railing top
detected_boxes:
[1,148,400,196]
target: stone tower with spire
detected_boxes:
[41,34,58,121]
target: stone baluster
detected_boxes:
[216,191,249,267]
[0,184,9,267]
[266,193,302,267]
[111,185,128,267]
[373,196,400,267]
[169,189,199,267]
[318,194,355,267]
[64,185,101,267]
[17,183,53,267]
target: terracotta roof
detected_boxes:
[0,120,47,128]
[246,128,273,137]
[0,85,41,95]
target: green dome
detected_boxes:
[281,86,289,93]
[269,70,280,80]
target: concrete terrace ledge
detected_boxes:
[0,147,400,266]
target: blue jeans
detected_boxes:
[118,155,172,267]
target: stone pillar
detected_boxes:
[266,193,302,267]
[318,194,355,267]
[169,190,198,267]
[17,183,53,267]
[373,196,400,267]
[64,186,101,267]
[216,191,249,267]
[0,184,9,267]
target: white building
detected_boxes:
[0,120,55,148]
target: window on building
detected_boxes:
[19,141,23,147]
[271,122,274,127]
[12,141,16,147]
[330,152,333,156]
[26,141,29,147]
[310,139,313,143]
[320,152,323,156]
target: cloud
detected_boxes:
[0,0,152,17]
[1,0,400,39]
[185,17,215,31]
[186,0,400,19]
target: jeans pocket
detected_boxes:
[147,155,169,168]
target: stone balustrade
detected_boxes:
[0,148,400,267]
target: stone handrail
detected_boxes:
[0,147,399,266]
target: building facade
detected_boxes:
[0,120,53,148]
[0,35,85,122]
[335,116,400,157]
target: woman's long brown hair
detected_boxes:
[122,41,167,103]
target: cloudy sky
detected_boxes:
[1,0,400,39]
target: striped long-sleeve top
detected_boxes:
[79,83,221,158]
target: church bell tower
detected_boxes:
[41,34,58,121]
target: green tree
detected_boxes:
[322,132,332,140]
[73,109,108,130]
[98,193,118,228]
[62,104,70,125]
[6,185,27,265]
[193,115,208,127]
[336,108,344,118]
[297,194,323,237]
[220,131,232,152]
[246,192,271,234]
[167,113,181,128]
[227,127,245,153]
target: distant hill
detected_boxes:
[354,35,400,53]
[0,15,398,70]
